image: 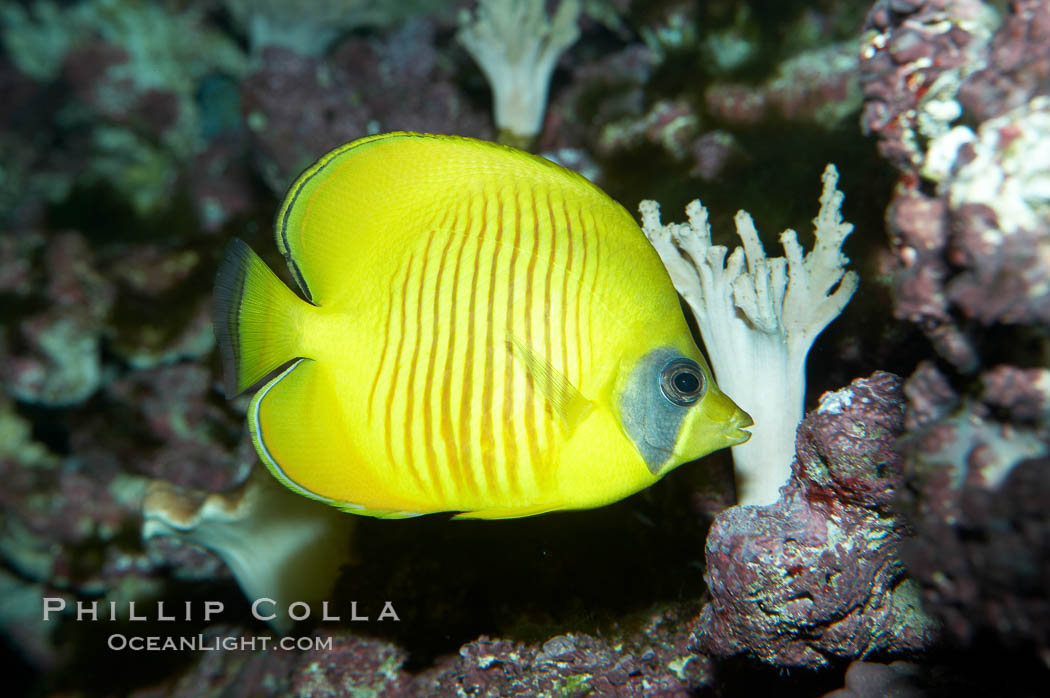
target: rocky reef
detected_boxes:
[2,1,1048,696]
[859,0,1050,682]
[696,373,935,668]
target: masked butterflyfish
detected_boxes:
[214,132,751,520]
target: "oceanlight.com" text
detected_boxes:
[106,634,334,652]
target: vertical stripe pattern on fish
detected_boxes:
[214,132,752,519]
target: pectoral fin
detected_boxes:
[507,334,593,434]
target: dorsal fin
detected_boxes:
[275,132,610,306]
[507,335,594,434]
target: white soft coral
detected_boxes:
[457,0,580,146]
[640,165,859,505]
[142,467,355,633]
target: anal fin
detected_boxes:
[250,359,423,515]
[453,503,559,520]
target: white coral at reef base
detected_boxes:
[641,165,858,506]
[142,468,355,634]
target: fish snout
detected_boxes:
[725,406,753,445]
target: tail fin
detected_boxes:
[214,238,308,398]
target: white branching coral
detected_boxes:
[457,0,580,146]
[640,165,859,506]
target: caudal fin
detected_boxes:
[214,238,308,398]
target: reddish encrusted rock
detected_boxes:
[188,139,260,232]
[548,43,655,154]
[897,365,1049,656]
[240,45,366,194]
[980,365,1050,421]
[884,189,951,327]
[291,634,410,697]
[84,362,247,490]
[242,19,491,195]
[95,238,221,369]
[794,372,908,511]
[416,608,712,696]
[62,41,179,140]
[131,607,712,697]
[31,2,251,219]
[0,223,256,683]
[596,98,699,158]
[557,29,859,185]
[958,0,1050,122]
[862,1,1050,374]
[2,231,115,406]
[704,43,860,129]
[695,372,935,667]
[902,360,959,430]
[860,0,998,172]
[928,98,1050,331]
[129,626,301,698]
[0,411,152,597]
[861,6,1050,663]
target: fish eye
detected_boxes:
[659,359,706,406]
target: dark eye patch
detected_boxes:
[619,349,708,475]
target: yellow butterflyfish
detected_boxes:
[214,132,751,520]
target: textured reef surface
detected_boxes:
[2,1,1048,696]
[860,0,1050,684]
[696,373,935,668]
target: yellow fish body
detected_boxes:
[215,132,751,519]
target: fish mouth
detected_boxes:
[726,427,751,445]
[725,409,753,445]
